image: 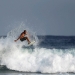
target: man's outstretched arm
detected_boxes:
[14,35,21,42]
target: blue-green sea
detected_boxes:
[0,35,75,75]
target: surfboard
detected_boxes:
[28,40,35,46]
[22,41,35,49]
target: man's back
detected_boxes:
[20,32,26,39]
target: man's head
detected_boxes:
[24,30,26,34]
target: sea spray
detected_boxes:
[0,41,75,73]
[0,24,75,73]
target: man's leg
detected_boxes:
[25,37,31,44]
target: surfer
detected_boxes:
[14,30,31,44]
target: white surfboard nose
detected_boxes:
[28,41,35,46]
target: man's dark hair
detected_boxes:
[24,30,26,33]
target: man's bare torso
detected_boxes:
[20,32,26,39]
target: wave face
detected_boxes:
[0,26,75,73]
[38,36,75,49]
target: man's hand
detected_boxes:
[14,40,17,42]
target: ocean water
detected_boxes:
[0,34,75,75]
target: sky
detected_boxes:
[0,0,75,36]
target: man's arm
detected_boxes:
[14,35,21,42]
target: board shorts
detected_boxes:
[20,37,27,41]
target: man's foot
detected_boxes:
[28,42,31,44]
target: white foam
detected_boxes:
[0,37,75,73]
[0,24,75,73]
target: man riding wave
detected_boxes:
[14,30,31,44]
